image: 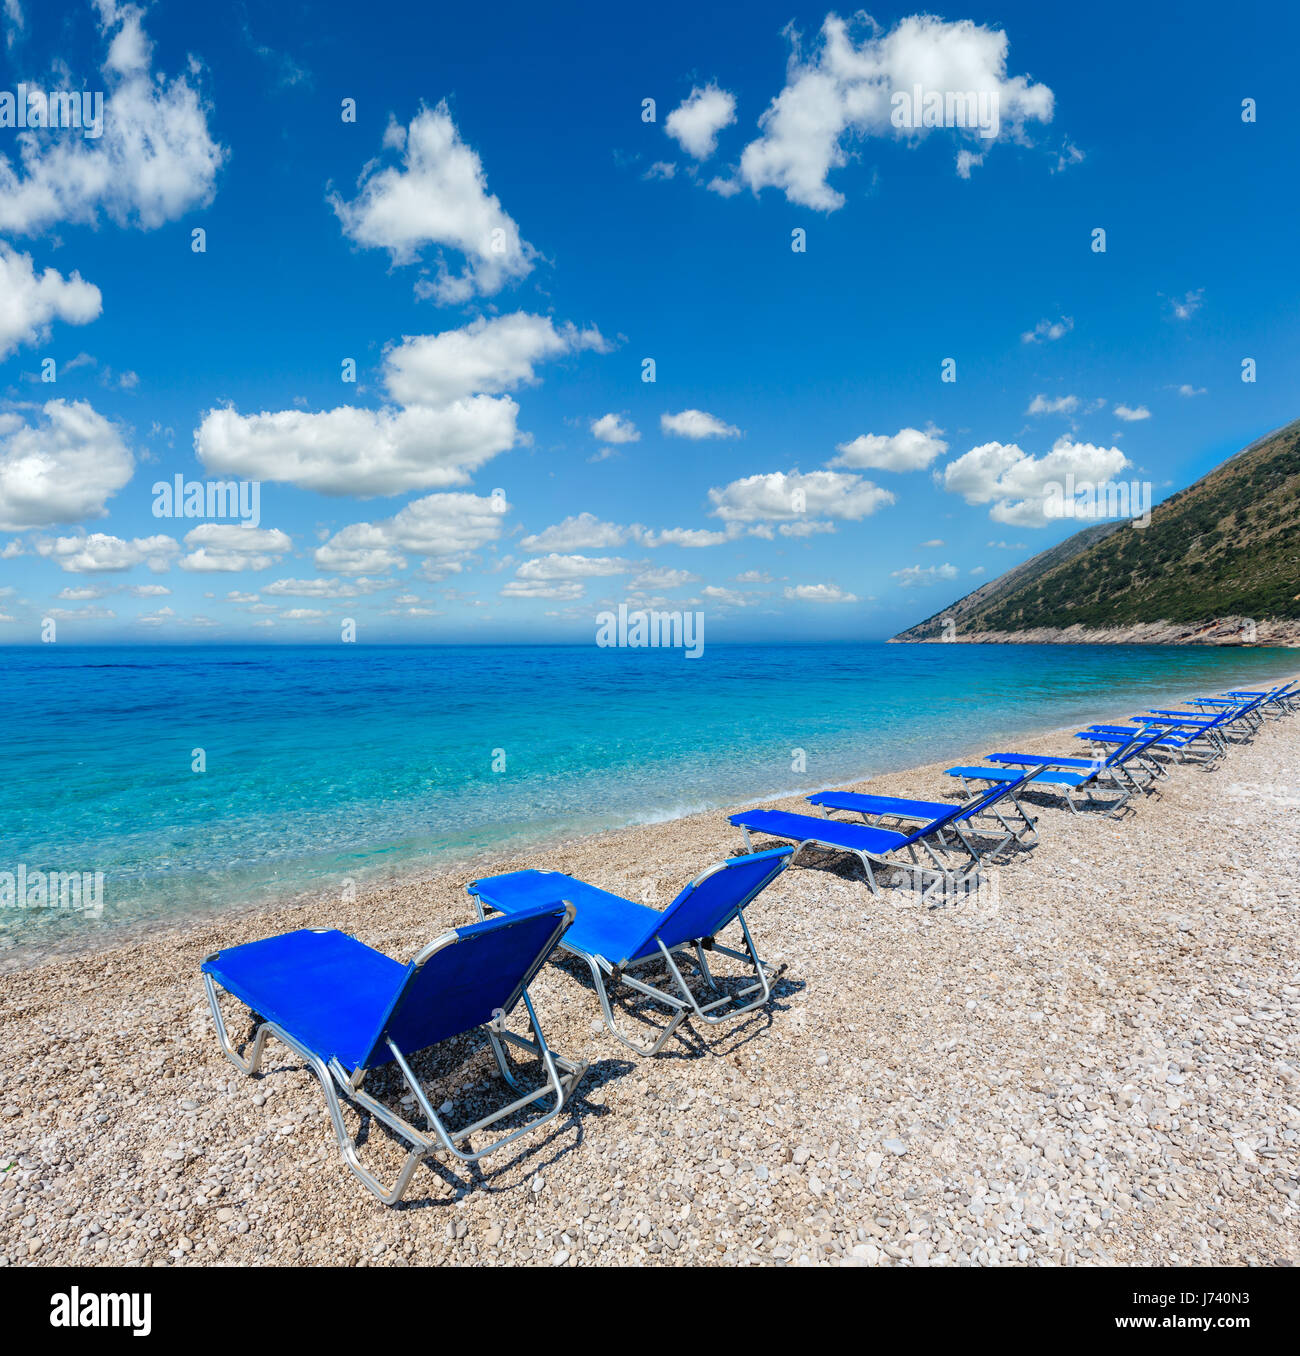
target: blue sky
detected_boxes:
[0,0,1296,643]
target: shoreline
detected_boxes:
[0,695,1235,975]
[891,626,1300,646]
[2,678,1298,1265]
[6,647,1299,975]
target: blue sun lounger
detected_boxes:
[806,785,1039,846]
[1144,695,1267,742]
[1233,682,1297,713]
[729,770,1040,903]
[1080,697,1263,761]
[945,728,1165,816]
[1191,684,1295,718]
[1078,724,1220,764]
[201,902,586,1204]
[1142,709,1248,739]
[468,847,792,1056]
[1143,694,1263,727]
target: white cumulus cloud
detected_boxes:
[1021,315,1073,344]
[0,398,133,530]
[197,312,602,497]
[661,409,740,440]
[708,469,893,523]
[631,566,697,591]
[384,313,606,407]
[520,513,629,552]
[330,102,534,304]
[196,401,516,498]
[514,554,634,581]
[501,579,584,601]
[590,412,640,444]
[179,524,292,572]
[702,585,763,608]
[638,526,733,548]
[35,531,179,573]
[263,577,391,599]
[0,245,101,359]
[734,13,1053,210]
[831,425,946,471]
[784,583,858,604]
[665,84,737,159]
[0,2,224,234]
[891,563,959,587]
[941,436,1130,526]
[313,492,506,575]
[1027,393,1079,415]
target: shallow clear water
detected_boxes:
[0,641,1293,956]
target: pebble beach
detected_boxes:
[2,687,1297,1268]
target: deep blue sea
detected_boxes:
[1,642,1295,958]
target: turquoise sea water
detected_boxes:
[0,642,1295,958]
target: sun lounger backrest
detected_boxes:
[1124,730,1155,761]
[644,846,792,955]
[1104,729,1163,768]
[357,902,572,1069]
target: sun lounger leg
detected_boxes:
[693,941,722,992]
[374,1003,582,1171]
[856,852,881,894]
[221,1015,426,1206]
[585,954,689,1056]
[654,916,773,1030]
[204,973,273,1076]
[200,999,422,1204]
[207,975,582,1205]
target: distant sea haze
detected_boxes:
[0,642,1294,957]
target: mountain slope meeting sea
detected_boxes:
[892,420,1300,645]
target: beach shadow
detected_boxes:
[225,1017,636,1211]
[388,1054,636,1210]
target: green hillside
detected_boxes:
[894,419,1300,640]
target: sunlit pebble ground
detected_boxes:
[1,690,1298,1267]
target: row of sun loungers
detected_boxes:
[729,769,1042,902]
[199,680,1295,1202]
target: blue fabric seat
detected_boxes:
[808,785,1039,847]
[948,764,1092,788]
[809,792,954,819]
[203,929,405,1070]
[985,752,1101,770]
[943,766,1021,785]
[1083,725,1193,744]
[728,808,909,855]
[1079,723,1223,761]
[946,729,1166,815]
[463,870,667,967]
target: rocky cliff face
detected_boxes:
[894,617,1300,647]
